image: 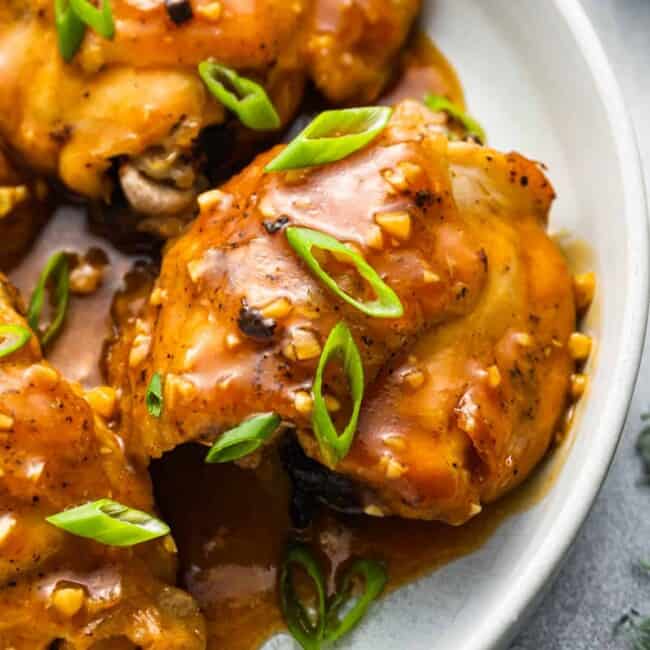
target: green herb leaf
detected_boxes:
[27,251,70,348]
[46,498,169,547]
[312,322,364,466]
[205,413,280,463]
[324,559,387,643]
[198,60,280,131]
[54,0,86,61]
[280,545,327,650]
[285,227,403,319]
[0,324,32,359]
[146,372,164,418]
[265,106,392,172]
[69,0,115,39]
[424,93,486,145]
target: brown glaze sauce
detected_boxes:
[9,205,148,387]
[153,437,572,650]
[5,34,579,650]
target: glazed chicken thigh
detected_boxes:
[0,0,419,217]
[108,100,576,525]
[108,100,488,460]
[299,145,575,524]
[0,276,205,648]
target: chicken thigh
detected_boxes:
[107,100,488,460]
[0,275,206,648]
[0,0,419,218]
[298,144,575,524]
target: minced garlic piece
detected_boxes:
[0,185,29,218]
[196,1,222,21]
[197,189,224,211]
[285,328,321,361]
[51,586,85,618]
[404,369,425,389]
[422,269,440,284]
[383,434,406,452]
[375,210,412,241]
[487,365,501,388]
[293,391,313,415]
[570,373,587,399]
[573,272,596,312]
[261,297,292,319]
[324,394,341,412]
[514,332,533,347]
[85,386,117,419]
[129,335,152,367]
[364,504,385,517]
[366,225,384,250]
[384,456,407,479]
[568,332,592,361]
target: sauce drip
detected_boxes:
[9,204,148,387]
[153,435,572,650]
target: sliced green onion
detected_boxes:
[0,324,32,359]
[27,251,70,348]
[279,546,388,650]
[205,413,280,463]
[198,60,280,131]
[424,93,486,144]
[265,107,392,172]
[146,372,163,418]
[285,227,403,319]
[46,498,169,547]
[280,545,327,650]
[324,559,387,643]
[312,322,364,466]
[54,0,86,62]
[69,0,115,39]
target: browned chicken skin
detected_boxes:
[0,0,419,210]
[0,276,206,648]
[108,100,576,525]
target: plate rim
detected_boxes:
[454,1,649,648]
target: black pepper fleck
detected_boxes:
[263,215,290,234]
[165,0,193,25]
[237,304,276,341]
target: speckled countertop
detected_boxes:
[511,2,650,648]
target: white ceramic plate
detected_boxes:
[264,1,648,648]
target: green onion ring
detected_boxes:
[324,559,387,643]
[285,227,403,319]
[69,0,115,39]
[0,324,32,359]
[27,251,70,348]
[280,545,327,650]
[198,60,281,131]
[424,93,486,144]
[205,413,281,463]
[265,106,392,172]
[54,0,86,62]
[146,372,163,418]
[312,322,364,466]
[46,498,170,547]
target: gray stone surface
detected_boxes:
[511,2,650,648]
